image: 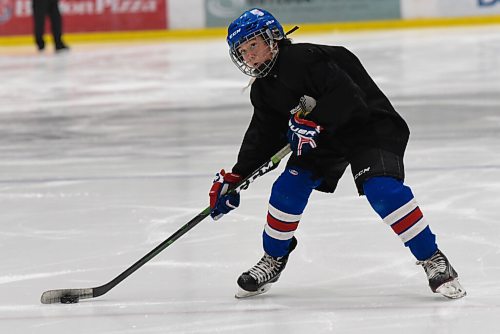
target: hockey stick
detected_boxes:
[40,144,292,304]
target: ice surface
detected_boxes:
[1,25,500,333]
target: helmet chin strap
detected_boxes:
[253,59,273,76]
[265,39,279,60]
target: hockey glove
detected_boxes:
[287,113,322,156]
[209,169,242,220]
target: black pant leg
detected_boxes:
[32,0,49,49]
[48,0,64,47]
[350,148,406,196]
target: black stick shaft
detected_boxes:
[93,207,211,297]
[77,144,291,300]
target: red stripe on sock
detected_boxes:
[267,213,299,232]
[391,207,423,234]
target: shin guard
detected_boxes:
[263,167,321,257]
[363,176,437,260]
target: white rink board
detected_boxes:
[401,0,500,18]
[166,0,500,29]
[167,0,205,29]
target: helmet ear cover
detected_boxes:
[269,27,283,40]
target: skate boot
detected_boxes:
[235,237,297,298]
[417,249,466,299]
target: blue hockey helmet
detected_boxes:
[227,8,285,78]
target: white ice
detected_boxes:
[1,25,500,333]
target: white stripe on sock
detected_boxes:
[383,198,418,226]
[268,203,301,222]
[399,217,428,243]
[264,224,296,241]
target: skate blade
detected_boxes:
[235,284,272,299]
[436,279,467,299]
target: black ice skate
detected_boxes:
[235,237,297,298]
[417,249,466,299]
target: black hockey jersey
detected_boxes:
[231,41,410,191]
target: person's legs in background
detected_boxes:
[47,0,69,51]
[32,0,49,51]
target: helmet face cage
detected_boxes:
[229,28,279,78]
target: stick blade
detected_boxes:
[40,288,93,304]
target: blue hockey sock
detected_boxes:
[263,167,322,257]
[363,176,437,261]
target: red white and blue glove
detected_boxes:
[209,169,242,220]
[287,113,322,156]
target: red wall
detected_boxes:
[0,0,168,36]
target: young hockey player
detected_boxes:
[209,8,466,299]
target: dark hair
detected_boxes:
[279,38,293,47]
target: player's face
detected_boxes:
[237,36,273,69]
